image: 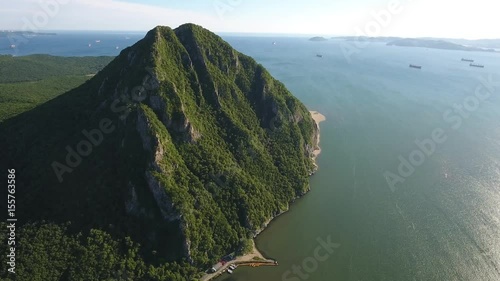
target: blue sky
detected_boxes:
[1,0,499,39]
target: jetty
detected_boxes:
[201,259,278,281]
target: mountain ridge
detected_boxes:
[0,23,320,280]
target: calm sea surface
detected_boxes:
[3,33,500,281]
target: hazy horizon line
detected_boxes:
[2,29,499,41]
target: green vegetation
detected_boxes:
[0,75,87,122]
[0,24,317,280]
[237,239,254,256]
[0,222,201,281]
[0,54,113,83]
[0,55,113,121]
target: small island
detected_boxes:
[309,36,328,42]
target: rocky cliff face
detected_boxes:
[0,24,319,267]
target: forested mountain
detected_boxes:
[0,24,319,280]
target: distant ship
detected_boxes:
[461,58,474,62]
[316,54,323,58]
[272,42,276,45]
[409,64,422,69]
[88,43,92,47]
[10,44,15,49]
[470,63,484,68]
[115,46,119,50]
[95,40,101,43]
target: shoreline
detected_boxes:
[203,110,326,281]
[310,110,326,162]
[200,240,273,281]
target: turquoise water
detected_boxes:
[3,34,499,281]
[215,37,500,280]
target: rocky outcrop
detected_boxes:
[144,171,182,222]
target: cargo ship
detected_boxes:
[470,63,484,68]
[409,64,422,69]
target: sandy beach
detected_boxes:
[200,240,269,281]
[310,111,326,159]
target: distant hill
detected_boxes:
[333,36,400,42]
[309,36,328,41]
[387,38,497,52]
[408,37,500,49]
[333,36,499,52]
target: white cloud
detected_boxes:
[385,0,500,39]
[1,0,499,38]
[1,0,219,31]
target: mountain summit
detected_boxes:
[0,24,319,279]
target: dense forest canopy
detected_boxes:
[0,24,318,280]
